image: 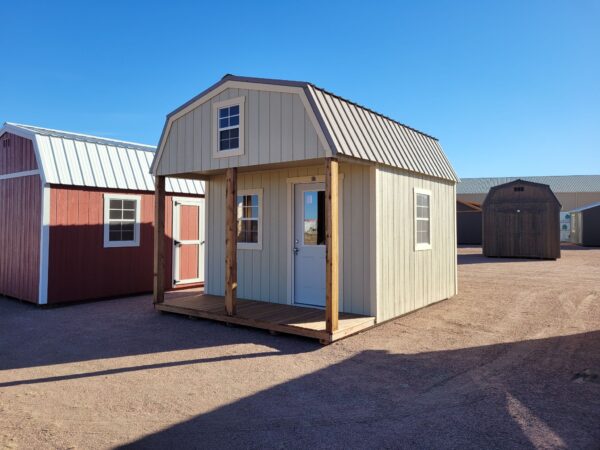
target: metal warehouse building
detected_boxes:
[458,175,600,211]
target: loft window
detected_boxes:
[415,189,432,250]
[103,194,141,248]
[218,105,240,151]
[514,186,525,192]
[213,96,245,158]
[236,189,262,250]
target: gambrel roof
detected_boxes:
[459,175,600,195]
[1,123,204,194]
[152,75,458,182]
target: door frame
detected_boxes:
[172,196,205,287]
[286,175,344,308]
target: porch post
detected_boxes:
[225,167,237,316]
[325,158,339,333]
[153,175,166,304]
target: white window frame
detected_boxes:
[237,188,262,250]
[103,193,142,248]
[414,188,432,251]
[213,96,245,158]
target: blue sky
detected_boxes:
[1,0,598,177]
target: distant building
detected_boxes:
[458,175,600,211]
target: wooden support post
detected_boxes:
[153,175,166,304]
[225,167,237,316]
[325,158,339,333]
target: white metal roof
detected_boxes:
[458,175,600,195]
[1,123,204,195]
[569,201,600,213]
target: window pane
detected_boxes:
[110,199,123,210]
[417,205,429,219]
[109,209,122,220]
[122,230,134,241]
[417,193,430,208]
[109,230,122,241]
[229,115,239,126]
[219,108,229,118]
[220,129,230,140]
[123,210,135,220]
[220,139,230,151]
[230,128,239,138]
[304,191,325,245]
[229,138,239,149]
[219,118,229,128]
[123,200,136,210]
[230,105,239,115]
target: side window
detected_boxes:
[213,97,245,158]
[103,194,141,248]
[236,189,262,250]
[415,189,431,250]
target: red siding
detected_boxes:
[46,186,194,303]
[0,175,41,302]
[0,132,38,175]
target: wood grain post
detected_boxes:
[153,175,166,304]
[325,158,339,333]
[225,168,237,316]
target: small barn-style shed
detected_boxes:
[483,179,561,259]
[457,200,482,245]
[0,123,204,305]
[569,202,600,247]
[150,75,458,343]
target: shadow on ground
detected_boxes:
[120,331,600,449]
[0,295,320,372]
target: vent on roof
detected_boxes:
[514,186,524,192]
[2,138,9,148]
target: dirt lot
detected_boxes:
[1,245,599,449]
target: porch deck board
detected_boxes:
[157,289,375,343]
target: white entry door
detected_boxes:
[172,198,205,286]
[293,183,326,307]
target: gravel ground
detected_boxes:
[1,245,599,449]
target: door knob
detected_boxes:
[293,247,299,255]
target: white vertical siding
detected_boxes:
[375,166,457,322]
[158,88,327,176]
[205,163,373,315]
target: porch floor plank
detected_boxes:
[157,289,375,343]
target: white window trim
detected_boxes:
[103,193,142,248]
[414,187,432,251]
[212,96,245,158]
[237,188,262,250]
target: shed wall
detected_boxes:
[0,175,41,302]
[375,166,457,323]
[157,87,327,176]
[482,183,561,259]
[0,132,38,175]
[582,207,600,246]
[46,186,188,303]
[205,162,373,316]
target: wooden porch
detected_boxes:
[156,289,375,344]
[153,158,362,343]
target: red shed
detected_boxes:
[0,123,205,305]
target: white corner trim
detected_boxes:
[212,96,245,159]
[414,187,432,251]
[103,193,142,248]
[0,169,40,181]
[237,188,263,250]
[38,185,51,305]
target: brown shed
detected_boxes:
[457,200,482,245]
[482,179,561,259]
